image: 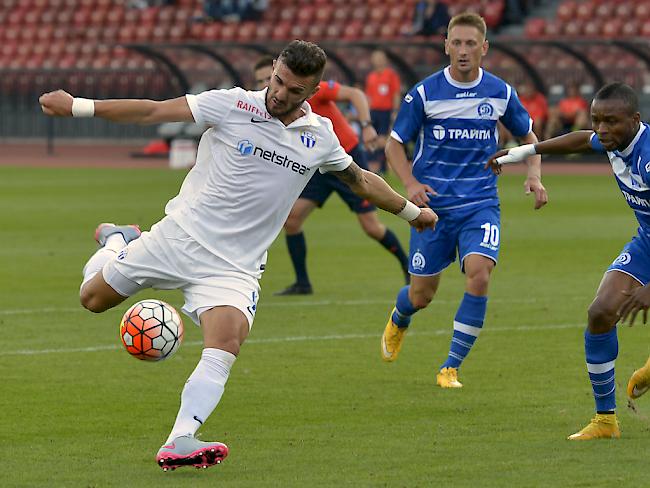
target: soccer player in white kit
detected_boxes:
[39,40,438,470]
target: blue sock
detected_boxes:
[585,327,618,412]
[441,293,488,370]
[391,286,418,327]
[286,232,309,286]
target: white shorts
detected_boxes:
[102,216,260,328]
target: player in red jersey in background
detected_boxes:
[365,49,402,174]
[254,57,410,295]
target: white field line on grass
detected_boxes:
[0,295,586,316]
[1,322,583,357]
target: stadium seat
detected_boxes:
[563,19,584,37]
[601,19,622,38]
[556,1,576,21]
[524,18,546,38]
[306,24,325,40]
[582,19,603,37]
[575,1,593,21]
[621,20,639,37]
[594,2,613,19]
[342,21,362,40]
[202,23,221,41]
[635,2,650,19]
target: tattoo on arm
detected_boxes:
[334,162,364,187]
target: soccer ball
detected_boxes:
[119,299,184,361]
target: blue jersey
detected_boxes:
[391,67,532,212]
[590,123,650,232]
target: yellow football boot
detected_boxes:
[627,357,650,399]
[436,367,463,388]
[380,309,408,362]
[567,413,620,440]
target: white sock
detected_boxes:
[80,234,127,287]
[165,348,236,445]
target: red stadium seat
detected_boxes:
[296,5,315,24]
[379,22,398,39]
[324,24,342,40]
[271,22,292,40]
[342,21,362,40]
[314,5,333,23]
[361,23,379,39]
[368,5,388,23]
[582,19,602,37]
[556,1,576,22]
[253,23,273,41]
[306,24,325,40]
[279,6,297,22]
[524,18,546,38]
[90,9,107,25]
[351,5,368,22]
[615,2,633,19]
[594,2,613,19]
[621,20,639,37]
[483,1,504,29]
[188,22,204,39]
[642,20,650,37]
[635,2,650,19]
[542,20,561,38]
[290,24,307,39]
[236,22,257,41]
[220,23,238,41]
[202,23,221,40]
[563,19,584,37]
[575,1,593,21]
[601,19,623,38]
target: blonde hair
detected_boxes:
[447,13,487,39]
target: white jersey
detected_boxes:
[165,87,352,278]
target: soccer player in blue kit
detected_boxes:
[380,12,548,388]
[491,82,650,440]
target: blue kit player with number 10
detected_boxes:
[380,12,548,388]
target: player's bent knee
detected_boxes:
[79,290,109,313]
[587,301,618,332]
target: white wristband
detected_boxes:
[396,200,421,221]
[495,143,536,165]
[71,97,95,117]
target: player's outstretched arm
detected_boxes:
[333,162,438,232]
[486,130,593,173]
[39,90,195,124]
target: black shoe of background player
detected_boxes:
[274,283,313,296]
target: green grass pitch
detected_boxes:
[1,166,648,487]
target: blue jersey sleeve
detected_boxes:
[499,87,532,138]
[589,132,607,152]
[391,85,425,144]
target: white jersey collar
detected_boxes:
[617,123,645,158]
[443,66,484,89]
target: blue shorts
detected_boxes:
[607,228,650,285]
[409,204,500,275]
[299,144,376,214]
[370,109,392,135]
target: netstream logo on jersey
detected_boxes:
[236,139,309,175]
[431,125,493,141]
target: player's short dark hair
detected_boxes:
[278,40,326,79]
[254,56,274,72]
[594,82,639,114]
[448,13,487,39]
